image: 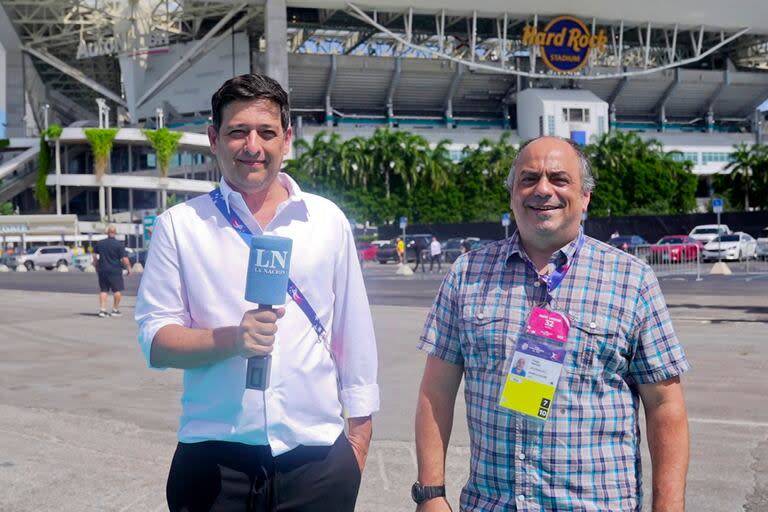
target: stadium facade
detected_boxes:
[1,0,768,237]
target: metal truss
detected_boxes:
[1,0,254,118]
[345,3,752,80]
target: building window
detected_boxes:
[539,116,544,136]
[547,115,555,135]
[702,152,734,164]
[598,116,605,136]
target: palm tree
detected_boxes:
[724,142,758,211]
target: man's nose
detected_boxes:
[533,176,553,196]
[244,131,262,155]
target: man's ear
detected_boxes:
[207,125,219,154]
[582,191,591,213]
[283,126,293,156]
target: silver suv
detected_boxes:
[9,245,73,270]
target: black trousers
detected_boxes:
[166,433,361,512]
[429,255,442,272]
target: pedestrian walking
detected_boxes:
[93,225,131,317]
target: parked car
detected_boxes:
[607,235,648,252]
[702,232,758,262]
[689,224,732,244]
[375,239,399,264]
[650,235,703,263]
[757,227,768,261]
[126,247,149,266]
[470,239,496,250]
[6,245,73,270]
[442,237,466,263]
[72,254,92,271]
[356,241,378,261]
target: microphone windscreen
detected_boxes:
[245,235,293,306]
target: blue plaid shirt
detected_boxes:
[419,231,689,511]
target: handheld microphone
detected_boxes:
[244,235,293,390]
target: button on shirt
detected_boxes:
[136,174,379,455]
[418,231,689,511]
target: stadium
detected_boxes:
[1,0,767,244]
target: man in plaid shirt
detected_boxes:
[412,136,689,511]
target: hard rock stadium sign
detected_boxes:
[522,16,608,73]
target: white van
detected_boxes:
[688,224,732,244]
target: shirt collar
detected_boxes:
[505,227,584,271]
[218,172,306,215]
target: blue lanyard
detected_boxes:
[526,232,585,299]
[209,188,328,341]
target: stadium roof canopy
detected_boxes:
[2,0,768,130]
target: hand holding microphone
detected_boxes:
[243,235,293,390]
[236,306,286,358]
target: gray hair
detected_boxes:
[505,136,595,194]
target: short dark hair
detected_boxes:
[210,73,290,132]
[505,136,595,194]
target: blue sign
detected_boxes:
[501,213,511,227]
[712,198,723,213]
[143,215,157,244]
[399,216,407,229]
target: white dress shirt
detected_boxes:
[135,174,379,455]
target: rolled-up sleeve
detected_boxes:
[134,213,191,369]
[330,217,380,418]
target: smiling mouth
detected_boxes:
[528,205,562,211]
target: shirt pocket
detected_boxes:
[460,307,510,377]
[567,314,626,377]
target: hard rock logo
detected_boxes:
[522,16,608,73]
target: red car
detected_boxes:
[650,235,703,263]
[356,241,379,261]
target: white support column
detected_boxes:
[106,186,113,221]
[99,186,106,222]
[265,0,289,91]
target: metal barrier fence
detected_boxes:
[622,243,768,277]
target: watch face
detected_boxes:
[411,482,423,503]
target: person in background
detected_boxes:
[413,136,689,511]
[93,225,131,318]
[397,237,406,265]
[429,236,442,273]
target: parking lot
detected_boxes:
[0,266,767,511]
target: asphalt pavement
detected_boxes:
[0,263,767,511]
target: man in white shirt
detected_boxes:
[135,73,379,511]
[429,236,442,273]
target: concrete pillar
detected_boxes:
[265,0,289,91]
[0,5,26,137]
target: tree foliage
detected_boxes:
[286,129,700,225]
[715,142,768,211]
[585,132,697,216]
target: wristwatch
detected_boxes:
[411,481,446,504]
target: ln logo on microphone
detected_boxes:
[251,249,289,275]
